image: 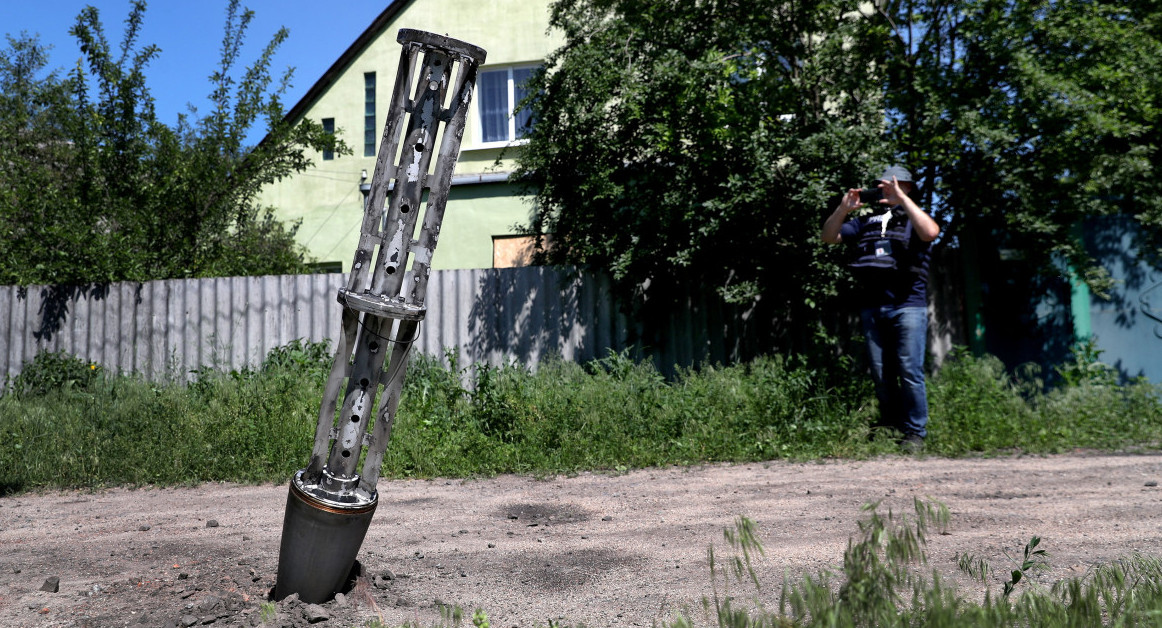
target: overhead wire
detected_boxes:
[300,183,359,248]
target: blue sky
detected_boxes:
[1,1,390,142]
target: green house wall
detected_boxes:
[258,0,560,270]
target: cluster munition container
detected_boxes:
[274,29,486,604]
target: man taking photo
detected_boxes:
[821,166,940,452]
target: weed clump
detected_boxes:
[4,350,103,397]
[671,502,1162,627]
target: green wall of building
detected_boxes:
[257,0,560,270]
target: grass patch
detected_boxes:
[660,502,1162,627]
[2,343,1161,492]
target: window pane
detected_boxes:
[364,72,376,157]
[322,117,334,160]
[478,70,509,143]
[512,67,536,139]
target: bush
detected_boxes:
[5,350,103,397]
[2,341,1162,492]
[928,349,1162,455]
[260,338,333,377]
[926,350,1035,453]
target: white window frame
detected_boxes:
[473,64,538,148]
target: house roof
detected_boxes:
[282,0,414,125]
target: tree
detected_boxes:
[0,33,84,285]
[515,0,897,352]
[0,0,346,286]
[877,0,1162,293]
[517,0,1162,360]
[865,0,1162,363]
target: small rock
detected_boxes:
[139,525,151,531]
[487,543,496,548]
[380,569,396,580]
[1146,481,1158,487]
[40,577,60,593]
[178,614,198,627]
[302,603,329,623]
[601,516,612,521]
[206,520,220,528]
[198,595,223,613]
[178,573,189,580]
[333,592,347,607]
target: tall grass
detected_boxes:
[382,350,877,478]
[926,347,1162,455]
[2,343,1161,492]
[666,502,1162,627]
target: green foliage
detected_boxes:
[879,0,1162,291]
[0,1,347,286]
[702,517,772,627]
[1002,536,1048,598]
[0,345,319,492]
[925,350,1036,452]
[258,601,276,622]
[671,504,1162,627]
[1055,338,1116,388]
[438,603,464,626]
[5,350,102,397]
[383,350,880,479]
[515,0,890,353]
[517,0,1162,360]
[259,338,333,378]
[927,349,1162,455]
[2,345,1162,493]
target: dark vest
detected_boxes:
[845,209,931,307]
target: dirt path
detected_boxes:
[2,453,1161,627]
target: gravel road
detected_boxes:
[2,452,1161,627]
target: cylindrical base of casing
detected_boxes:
[274,471,377,603]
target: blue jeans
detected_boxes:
[860,306,929,438]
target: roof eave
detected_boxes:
[259,0,414,146]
